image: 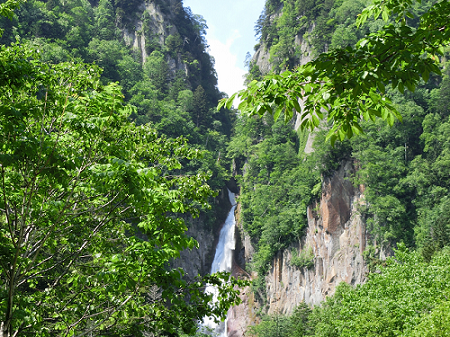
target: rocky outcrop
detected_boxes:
[171,216,216,279]
[294,22,316,66]
[229,161,368,334]
[121,0,188,74]
[227,285,259,337]
[265,161,367,313]
[252,20,315,75]
[228,203,258,337]
[252,45,272,75]
[171,187,232,280]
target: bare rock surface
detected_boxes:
[229,161,368,335]
[227,284,258,337]
[121,0,188,75]
[266,161,367,313]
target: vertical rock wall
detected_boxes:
[171,187,232,280]
[121,0,188,74]
[265,161,367,312]
[252,21,315,75]
[229,161,368,335]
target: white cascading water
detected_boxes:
[202,189,237,337]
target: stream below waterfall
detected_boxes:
[203,189,237,337]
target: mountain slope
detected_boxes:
[230,0,450,335]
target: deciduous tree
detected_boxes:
[220,0,450,145]
[0,3,244,334]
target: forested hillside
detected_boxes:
[0,0,234,178]
[3,0,450,335]
[229,0,450,335]
[0,0,237,251]
[0,0,243,335]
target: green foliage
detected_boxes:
[114,0,141,28]
[309,245,450,336]
[228,115,321,289]
[165,33,183,56]
[248,313,292,337]
[352,133,412,245]
[87,38,129,82]
[248,303,313,337]
[222,0,449,146]
[94,0,117,40]
[267,0,302,72]
[235,2,450,336]
[0,0,24,37]
[192,85,210,128]
[290,247,315,269]
[144,50,169,95]
[245,60,263,84]
[409,300,450,337]
[362,245,385,272]
[418,197,450,261]
[0,42,245,336]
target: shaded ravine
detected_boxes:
[203,189,237,336]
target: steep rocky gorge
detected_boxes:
[172,187,234,280]
[117,0,372,333]
[227,161,369,336]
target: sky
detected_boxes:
[182,0,266,100]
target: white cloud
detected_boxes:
[207,30,247,107]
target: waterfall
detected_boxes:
[203,189,237,337]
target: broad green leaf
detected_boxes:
[377,81,386,94]
[273,105,282,121]
[293,99,302,113]
[226,93,237,109]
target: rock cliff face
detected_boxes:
[172,187,232,280]
[252,22,315,75]
[264,161,367,311]
[229,161,368,335]
[120,0,189,75]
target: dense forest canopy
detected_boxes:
[225,0,450,335]
[0,0,245,336]
[2,0,450,335]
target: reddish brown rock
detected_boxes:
[228,161,370,335]
[264,161,368,313]
[227,285,259,337]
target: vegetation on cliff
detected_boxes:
[227,114,349,295]
[0,0,243,335]
[230,0,450,333]
[250,245,450,336]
